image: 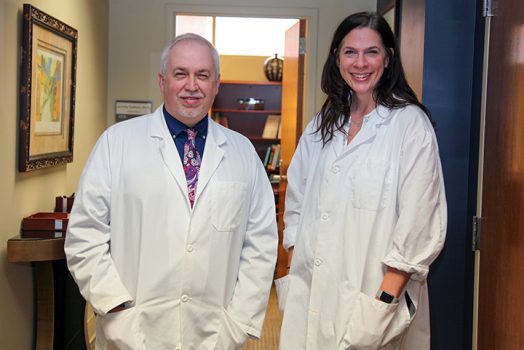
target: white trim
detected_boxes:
[472,15,491,350]
[164,3,319,131]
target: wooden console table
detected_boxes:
[7,236,65,350]
[7,236,65,262]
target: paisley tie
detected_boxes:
[183,129,201,208]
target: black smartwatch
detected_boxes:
[376,290,399,304]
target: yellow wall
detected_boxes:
[220,55,268,82]
[0,0,109,348]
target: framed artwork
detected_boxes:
[19,4,78,171]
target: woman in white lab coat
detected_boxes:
[277,12,447,350]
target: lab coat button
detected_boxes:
[181,295,189,303]
[314,258,322,266]
[187,245,194,252]
[321,213,329,220]
[332,165,340,173]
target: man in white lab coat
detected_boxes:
[65,33,278,350]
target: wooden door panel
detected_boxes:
[398,0,425,100]
[478,0,524,348]
[275,20,305,279]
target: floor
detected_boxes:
[243,285,282,350]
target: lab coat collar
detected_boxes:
[150,106,189,208]
[149,105,226,211]
[337,104,393,155]
[373,104,394,125]
[194,119,226,207]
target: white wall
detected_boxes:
[107,0,376,127]
[0,0,108,348]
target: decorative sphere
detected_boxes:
[263,54,283,82]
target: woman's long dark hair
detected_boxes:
[317,11,434,144]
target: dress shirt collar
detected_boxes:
[163,105,208,139]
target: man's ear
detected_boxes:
[158,73,165,89]
[215,74,221,96]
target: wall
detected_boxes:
[107,0,375,126]
[220,55,268,81]
[0,0,108,348]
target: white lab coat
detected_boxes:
[65,106,278,350]
[277,104,447,350]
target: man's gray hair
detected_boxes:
[160,33,220,78]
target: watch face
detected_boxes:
[379,291,395,303]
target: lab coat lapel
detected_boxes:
[194,119,225,205]
[345,120,378,152]
[338,105,391,158]
[149,106,189,204]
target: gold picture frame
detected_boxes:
[19,4,78,171]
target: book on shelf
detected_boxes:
[266,144,281,171]
[262,114,281,139]
[211,111,220,122]
[266,145,276,169]
[219,115,229,128]
[263,145,272,167]
[271,144,281,170]
[212,111,229,128]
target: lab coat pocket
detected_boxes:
[214,309,249,350]
[344,292,409,349]
[349,160,392,211]
[211,181,248,232]
[100,307,145,350]
[274,275,290,314]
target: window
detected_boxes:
[176,15,298,57]
[175,15,214,42]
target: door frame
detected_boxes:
[471,14,491,350]
[164,4,318,129]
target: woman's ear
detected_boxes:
[334,48,340,67]
[386,48,394,68]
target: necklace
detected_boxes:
[347,116,363,143]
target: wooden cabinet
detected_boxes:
[212,80,282,169]
[7,236,89,349]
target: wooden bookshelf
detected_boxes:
[212,81,282,170]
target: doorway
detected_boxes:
[174,13,306,349]
[164,4,318,126]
